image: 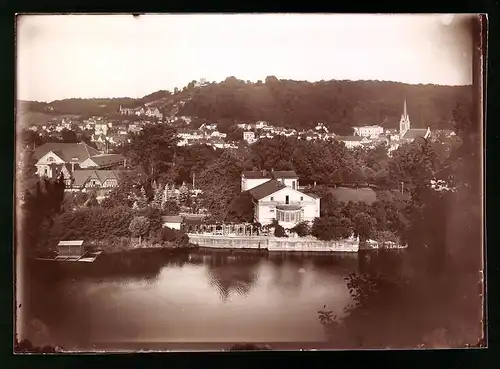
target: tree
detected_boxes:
[129,216,150,244]
[122,125,178,177]
[312,216,353,241]
[135,186,148,209]
[197,151,243,221]
[161,183,177,208]
[353,212,377,241]
[152,182,163,209]
[60,128,78,143]
[271,219,286,238]
[225,191,254,223]
[178,182,189,205]
[290,221,311,237]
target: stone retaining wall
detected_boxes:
[187,234,359,252]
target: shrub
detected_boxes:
[290,221,311,237]
[162,227,190,247]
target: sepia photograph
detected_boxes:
[15,13,485,352]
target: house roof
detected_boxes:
[402,129,429,140]
[271,170,298,179]
[242,170,272,179]
[248,179,287,200]
[242,170,298,180]
[72,170,120,187]
[58,240,84,246]
[86,154,126,167]
[34,142,101,163]
[304,192,321,199]
[161,215,183,223]
[336,136,363,142]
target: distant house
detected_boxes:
[161,216,183,230]
[353,125,384,138]
[80,153,126,169]
[34,142,101,178]
[145,107,163,119]
[315,122,329,133]
[335,136,365,149]
[94,123,108,136]
[243,131,257,144]
[68,170,122,198]
[237,123,252,130]
[245,174,321,228]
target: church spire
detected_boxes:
[403,96,407,118]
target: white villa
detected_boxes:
[241,170,320,228]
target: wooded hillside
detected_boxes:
[17,77,473,134]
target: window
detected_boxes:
[270,197,274,201]
[270,209,274,213]
[47,157,54,162]
[285,195,289,204]
[44,168,48,175]
[292,181,296,190]
[300,196,303,201]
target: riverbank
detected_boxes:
[359,240,408,250]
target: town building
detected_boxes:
[398,98,431,142]
[243,171,321,228]
[335,136,370,149]
[241,170,300,192]
[68,169,121,198]
[33,142,101,178]
[161,215,183,230]
[243,131,257,144]
[353,125,384,138]
[80,153,127,170]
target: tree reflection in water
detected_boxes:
[318,249,483,349]
[204,251,260,301]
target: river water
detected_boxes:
[17,248,481,351]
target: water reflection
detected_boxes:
[23,249,360,349]
[204,252,260,301]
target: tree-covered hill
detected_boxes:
[17,77,473,134]
[177,77,473,134]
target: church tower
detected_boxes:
[399,97,411,136]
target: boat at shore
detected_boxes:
[35,240,103,263]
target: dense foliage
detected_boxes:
[178,78,472,134]
[317,90,482,347]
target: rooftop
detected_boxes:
[34,142,101,163]
[242,170,298,180]
[402,128,429,140]
[86,153,126,167]
[248,179,287,200]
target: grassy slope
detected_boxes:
[331,187,378,204]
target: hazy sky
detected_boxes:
[17,14,474,102]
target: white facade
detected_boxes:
[243,131,257,144]
[341,138,363,149]
[241,177,270,192]
[353,125,384,137]
[241,174,299,192]
[163,222,181,230]
[95,123,108,136]
[254,187,320,228]
[35,151,65,177]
